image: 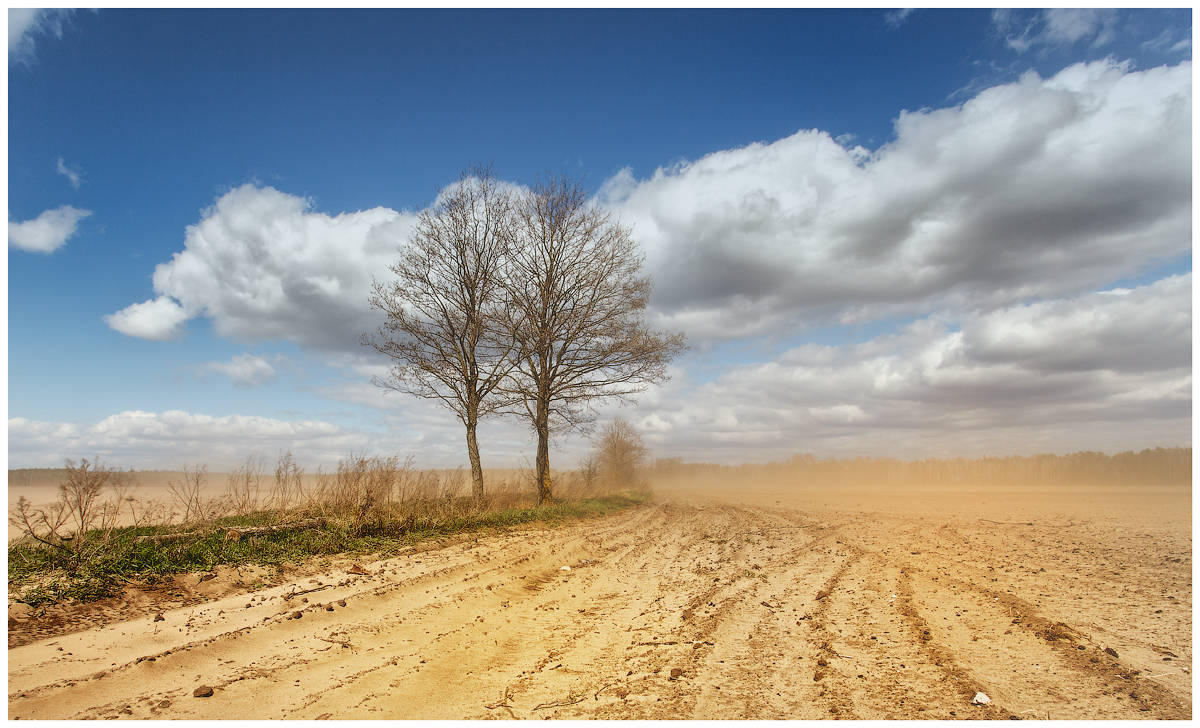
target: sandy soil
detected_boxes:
[7,480,1191,719]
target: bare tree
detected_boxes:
[502,177,685,504]
[365,165,515,502]
[594,418,649,489]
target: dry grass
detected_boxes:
[8,451,644,606]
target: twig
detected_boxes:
[1142,672,1178,679]
[594,682,616,700]
[636,640,679,646]
[533,694,587,710]
[484,686,517,719]
[284,584,332,601]
[317,637,351,648]
[978,519,1034,526]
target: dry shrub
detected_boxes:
[271,450,305,515]
[167,464,221,525]
[308,454,406,533]
[225,457,265,517]
[304,456,527,534]
[8,458,148,557]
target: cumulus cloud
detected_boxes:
[205,354,278,387]
[604,60,1190,340]
[112,61,1188,355]
[993,9,1118,54]
[9,8,72,65]
[8,205,91,253]
[8,410,370,470]
[106,184,416,347]
[617,274,1191,462]
[103,296,189,340]
[56,157,83,189]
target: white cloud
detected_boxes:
[56,157,83,189]
[8,410,370,470]
[113,61,1189,355]
[206,354,278,387]
[103,296,189,340]
[7,405,541,473]
[1041,9,1118,48]
[994,9,1119,54]
[14,273,1191,469]
[1143,29,1191,56]
[101,60,1191,466]
[883,8,915,29]
[605,60,1190,340]
[8,205,91,253]
[610,274,1191,462]
[106,184,416,349]
[9,8,71,65]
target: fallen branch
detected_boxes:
[224,519,326,540]
[317,636,351,648]
[134,518,325,544]
[594,682,616,700]
[978,519,1034,526]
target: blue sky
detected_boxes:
[8,8,1193,470]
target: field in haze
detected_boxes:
[8,458,1191,719]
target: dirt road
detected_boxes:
[8,483,1191,719]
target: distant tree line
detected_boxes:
[651,447,1191,487]
[365,166,685,505]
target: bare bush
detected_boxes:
[309,454,409,533]
[225,457,265,516]
[59,458,120,537]
[271,450,305,515]
[9,460,145,561]
[9,496,73,551]
[594,419,648,489]
[167,464,214,524]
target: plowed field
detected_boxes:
[8,481,1190,719]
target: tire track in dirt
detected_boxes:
[9,506,662,719]
[892,522,1191,719]
[8,497,1191,720]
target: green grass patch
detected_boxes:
[8,490,650,607]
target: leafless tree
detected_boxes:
[594,418,649,488]
[502,177,685,504]
[365,165,516,503]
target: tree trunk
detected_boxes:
[535,399,552,506]
[465,418,485,503]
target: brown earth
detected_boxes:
[7,480,1191,719]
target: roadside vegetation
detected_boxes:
[10,444,651,607]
